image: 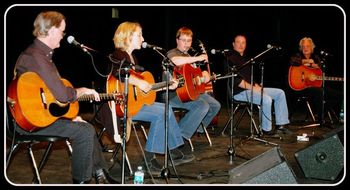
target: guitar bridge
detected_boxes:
[40,88,47,109]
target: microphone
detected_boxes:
[320,50,332,56]
[67,36,96,52]
[141,42,164,51]
[267,44,282,50]
[210,49,230,54]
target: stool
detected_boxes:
[6,118,72,184]
[221,100,259,136]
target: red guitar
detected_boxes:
[7,72,122,132]
[288,65,343,91]
[173,64,206,102]
[173,41,218,103]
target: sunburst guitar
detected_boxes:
[288,65,343,91]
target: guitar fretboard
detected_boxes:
[151,81,175,91]
[77,93,122,103]
[316,76,344,81]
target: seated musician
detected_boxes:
[163,27,221,140]
[224,34,290,136]
[96,21,195,175]
[289,37,343,124]
[10,11,117,184]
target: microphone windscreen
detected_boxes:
[141,42,148,48]
[267,44,272,48]
[67,36,75,44]
[210,49,216,54]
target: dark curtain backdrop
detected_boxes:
[5,5,345,108]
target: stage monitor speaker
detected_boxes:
[229,147,297,184]
[295,134,344,181]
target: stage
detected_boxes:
[5,106,344,185]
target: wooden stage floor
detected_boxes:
[5,107,345,186]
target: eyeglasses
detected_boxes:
[178,38,192,43]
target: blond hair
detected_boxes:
[299,37,315,51]
[113,21,141,51]
[33,11,65,37]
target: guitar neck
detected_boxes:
[316,76,344,81]
[151,81,174,91]
[77,93,122,103]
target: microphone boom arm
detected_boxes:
[237,45,274,71]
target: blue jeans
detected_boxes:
[233,88,290,131]
[132,102,184,154]
[170,93,221,137]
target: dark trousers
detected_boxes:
[16,119,108,182]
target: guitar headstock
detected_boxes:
[197,39,207,55]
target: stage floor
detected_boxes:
[5,107,345,186]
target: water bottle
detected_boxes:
[339,102,344,123]
[134,166,144,184]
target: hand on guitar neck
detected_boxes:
[76,87,101,102]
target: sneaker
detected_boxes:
[169,149,195,166]
[142,158,162,176]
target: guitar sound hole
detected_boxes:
[49,103,70,117]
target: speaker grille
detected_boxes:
[295,134,344,181]
[229,147,297,184]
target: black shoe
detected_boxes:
[95,169,120,184]
[276,125,293,135]
[142,157,162,176]
[72,178,91,184]
[169,149,195,166]
[262,129,281,138]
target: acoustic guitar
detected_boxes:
[173,41,218,103]
[288,65,343,91]
[106,70,174,117]
[7,72,122,132]
[173,64,205,102]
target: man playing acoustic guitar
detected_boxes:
[165,27,221,140]
[289,37,343,125]
[8,11,117,184]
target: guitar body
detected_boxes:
[7,72,79,132]
[289,65,343,91]
[174,64,205,102]
[289,65,322,91]
[106,71,156,117]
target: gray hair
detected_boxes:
[33,11,65,37]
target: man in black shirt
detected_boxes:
[225,35,290,135]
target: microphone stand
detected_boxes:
[121,66,130,184]
[151,48,175,183]
[237,46,278,146]
[217,54,249,164]
[228,65,236,164]
[320,56,326,127]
